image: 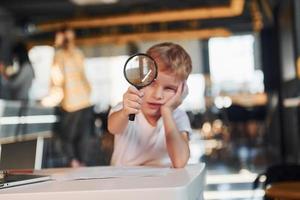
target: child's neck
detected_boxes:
[143,113,160,127]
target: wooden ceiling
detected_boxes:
[0,0,275,45]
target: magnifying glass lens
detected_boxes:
[124,54,157,89]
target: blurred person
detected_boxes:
[0,42,35,100]
[54,30,64,49]
[42,27,93,168]
[0,42,35,136]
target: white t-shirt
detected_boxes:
[110,103,192,167]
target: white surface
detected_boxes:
[50,166,171,181]
[34,137,44,170]
[0,164,205,200]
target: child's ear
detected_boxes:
[181,81,189,101]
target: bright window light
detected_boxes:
[28,46,55,100]
[85,56,129,112]
[208,35,264,94]
[180,74,205,112]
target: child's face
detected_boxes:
[141,67,182,119]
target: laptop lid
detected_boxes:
[0,139,42,170]
[0,173,50,189]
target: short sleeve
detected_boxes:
[173,109,192,136]
[109,102,123,116]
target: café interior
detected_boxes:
[0,0,300,199]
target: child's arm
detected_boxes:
[161,82,190,168]
[108,86,144,134]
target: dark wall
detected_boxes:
[0,8,19,99]
[260,24,282,164]
[260,28,281,92]
[260,0,300,164]
[0,8,14,64]
[263,0,300,163]
[279,0,300,163]
[279,1,297,81]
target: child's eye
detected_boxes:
[165,87,176,92]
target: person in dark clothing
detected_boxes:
[1,42,35,100]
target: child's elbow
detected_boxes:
[172,158,189,168]
[173,162,187,168]
[107,122,116,135]
[172,151,190,168]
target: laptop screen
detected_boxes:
[0,173,50,189]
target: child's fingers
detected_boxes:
[124,95,142,108]
[124,99,141,114]
[124,91,143,105]
[128,85,144,97]
[126,107,140,114]
[123,86,143,115]
[124,93,141,105]
[127,93,143,104]
[127,101,141,111]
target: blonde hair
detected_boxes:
[146,42,192,80]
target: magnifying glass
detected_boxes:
[123,53,158,121]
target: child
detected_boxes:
[108,42,192,168]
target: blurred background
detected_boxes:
[0,0,300,199]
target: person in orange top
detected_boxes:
[42,27,93,168]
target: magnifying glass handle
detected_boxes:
[129,114,135,121]
[128,85,143,121]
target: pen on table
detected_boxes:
[0,169,34,177]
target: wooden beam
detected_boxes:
[28,28,232,47]
[250,0,263,32]
[297,57,300,78]
[36,0,244,32]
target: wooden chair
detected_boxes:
[253,164,300,200]
[265,181,300,200]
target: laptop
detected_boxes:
[0,173,51,189]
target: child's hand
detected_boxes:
[181,81,189,101]
[161,81,188,112]
[122,86,144,116]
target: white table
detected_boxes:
[0,164,205,200]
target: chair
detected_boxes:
[253,164,300,199]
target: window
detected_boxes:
[208,35,264,95]
[85,56,129,112]
[28,46,55,99]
